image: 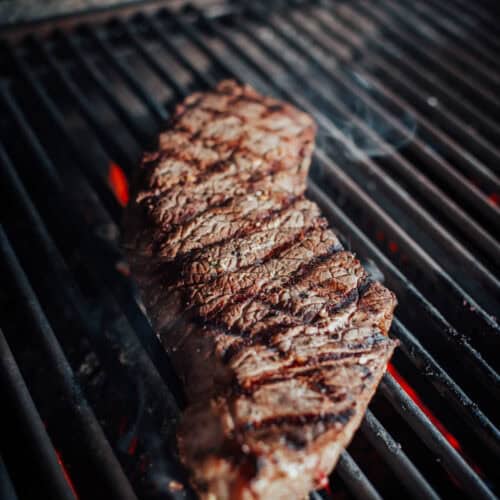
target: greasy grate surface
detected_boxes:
[0,1,499,499]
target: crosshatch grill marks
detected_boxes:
[125,80,397,500]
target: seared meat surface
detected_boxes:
[124,80,397,500]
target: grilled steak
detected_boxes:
[124,80,397,500]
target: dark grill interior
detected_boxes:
[0,1,499,499]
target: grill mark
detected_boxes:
[230,338,390,397]
[181,210,326,289]
[146,144,300,205]
[234,375,350,404]
[307,382,350,404]
[290,334,390,366]
[149,179,291,246]
[239,407,355,433]
[280,245,343,290]
[142,93,312,197]
[211,232,341,315]
[147,216,325,332]
[316,275,371,319]
[169,197,309,285]
[233,351,379,397]
[197,223,331,318]
[220,277,371,364]
[152,192,300,257]
[270,269,368,324]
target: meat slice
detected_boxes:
[124,80,397,500]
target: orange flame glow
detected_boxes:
[389,364,461,450]
[55,449,79,499]
[488,193,499,206]
[128,436,138,456]
[108,162,129,207]
[388,363,485,480]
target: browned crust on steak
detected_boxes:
[124,80,397,500]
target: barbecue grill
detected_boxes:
[0,0,499,498]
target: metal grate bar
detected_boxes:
[244,3,500,248]
[308,181,500,457]
[179,9,500,384]
[0,454,17,500]
[363,1,500,114]
[29,34,136,173]
[0,224,137,500]
[5,45,122,221]
[275,7,500,193]
[115,18,188,100]
[384,0,500,85]
[82,25,168,122]
[0,325,76,500]
[337,452,383,500]
[323,3,500,146]
[361,411,439,499]
[380,373,494,499]
[144,14,216,88]
[430,0,500,54]
[0,80,183,407]
[58,30,151,147]
[306,6,500,169]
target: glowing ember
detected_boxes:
[55,449,79,499]
[389,364,461,449]
[388,241,399,254]
[128,436,138,456]
[389,363,486,480]
[488,193,499,206]
[108,162,130,207]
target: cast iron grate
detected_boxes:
[0,1,499,499]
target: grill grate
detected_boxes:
[0,1,499,499]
